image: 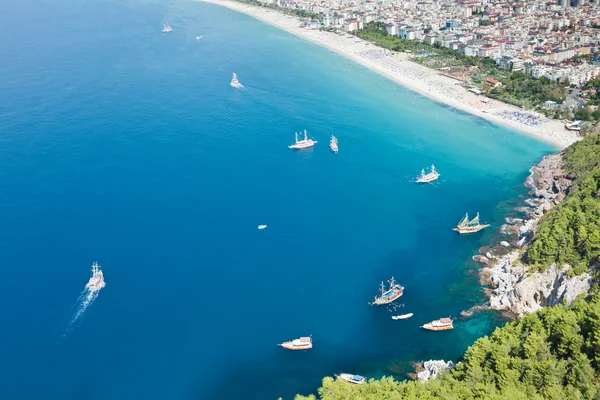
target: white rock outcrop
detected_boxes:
[472,153,593,317]
[417,360,454,382]
[485,259,592,315]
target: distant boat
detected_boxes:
[336,373,366,385]
[196,36,201,40]
[453,212,490,234]
[278,336,312,350]
[288,129,317,150]
[421,317,453,331]
[369,277,403,306]
[392,313,413,320]
[258,224,267,230]
[230,73,243,88]
[330,135,338,153]
[85,262,106,292]
[162,23,172,33]
[416,165,439,183]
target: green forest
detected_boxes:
[290,294,600,400]
[525,135,600,274]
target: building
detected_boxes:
[385,23,397,36]
[484,77,503,88]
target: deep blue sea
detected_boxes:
[0,0,554,399]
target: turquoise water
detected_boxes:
[0,0,553,399]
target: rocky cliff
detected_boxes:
[474,153,592,317]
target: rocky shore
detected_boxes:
[409,360,454,382]
[466,153,592,317]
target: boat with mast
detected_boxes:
[330,135,338,153]
[230,73,242,88]
[162,23,172,33]
[421,317,453,331]
[369,277,404,306]
[278,336,312,350]
[453,212,490,234]
[416,165,440,183]
[85,262,106,292]
[335,373,366,385]
[288,129,316,150]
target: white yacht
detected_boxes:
[162,23,172,33]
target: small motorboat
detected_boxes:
[258,224,267,230]
[392,313,413,320]
[278,336,312,350]
[336,373,366,385]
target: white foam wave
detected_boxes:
[65,288,101,333]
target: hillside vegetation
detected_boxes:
[291,294,600,400]
[526,135,600,274]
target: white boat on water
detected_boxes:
[289,129,316,150]
[392,313,413,320]
[330,135,338,153]
[196,36,202,40]
[416,165,440,183]
[278,336,312,350]
[258,224,267,230]
[336,373,366,385]
[162,23,172,33]
[85,262,106,292]
[230,72,243,88]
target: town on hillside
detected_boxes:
[250,0,600,128]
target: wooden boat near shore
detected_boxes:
[421,317,453,331]
[369,277,404,306]
[278,336,312,350]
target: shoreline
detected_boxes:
[198,0,580,149]
[465,153,592,319]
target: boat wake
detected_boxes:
[64,262,106,334]
[387,302,405,312]
[66,289,100,332]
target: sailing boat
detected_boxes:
[85,262,106,292]
[230,73,242,88]
[330,135,338,153]
[416,165,440,183]
[162,23,172,33]
[453,212,490,234]
[369,277,404,306]
[288,130,317,150]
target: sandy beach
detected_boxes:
[199,0,580,149]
